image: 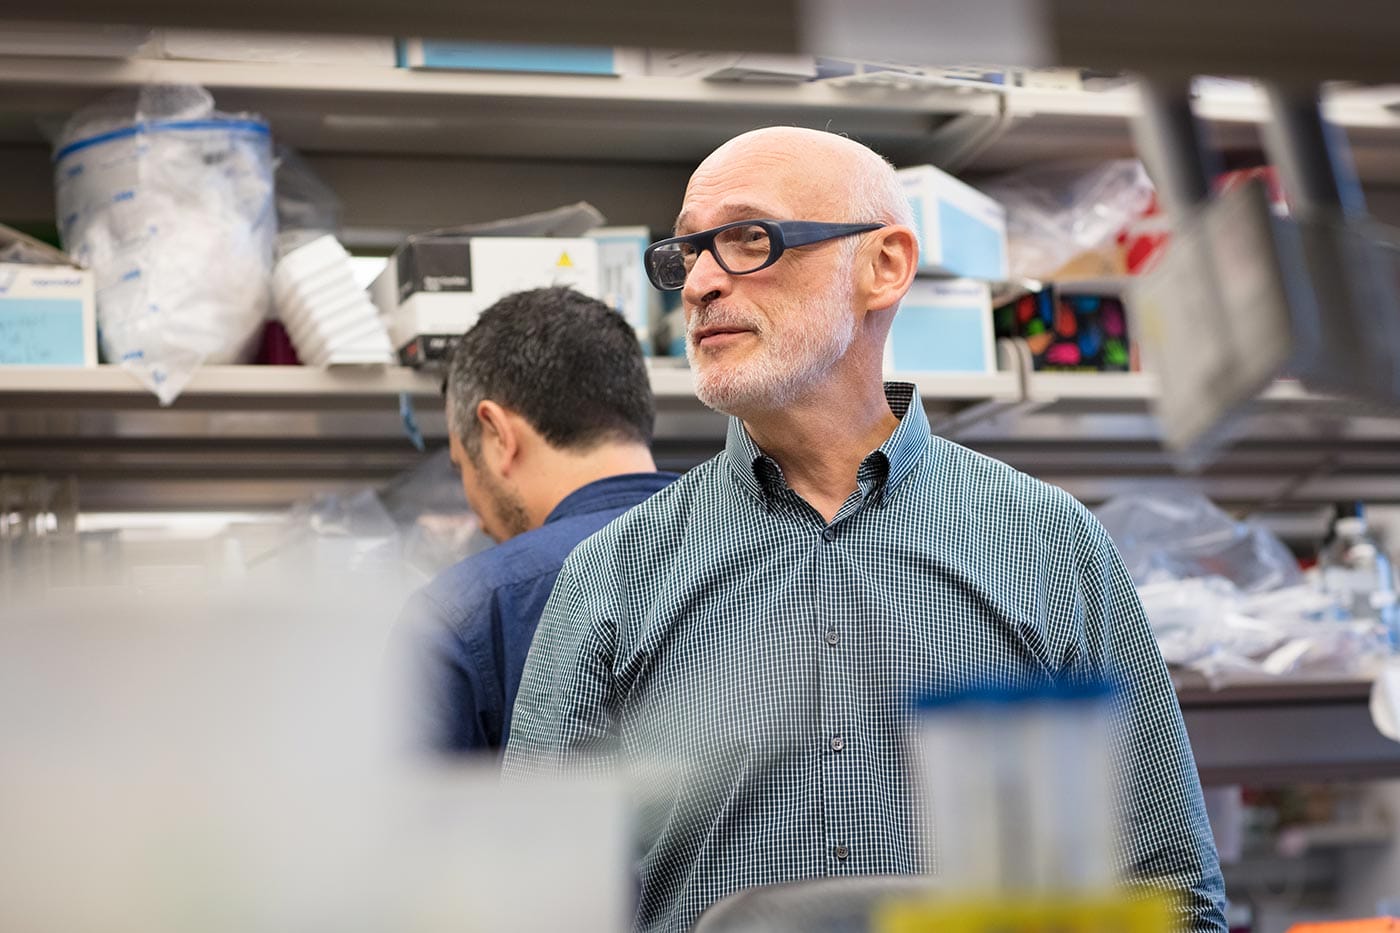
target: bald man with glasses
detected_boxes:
[505,127,1226,933]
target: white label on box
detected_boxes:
[884,278,994,374]
[468,238,600,303]
[0,263,96,366]
[900,165,1008,280]
[589,226,654,344]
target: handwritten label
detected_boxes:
[0,299,87,365]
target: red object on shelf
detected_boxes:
[1117,166,1289,275]
[255,320,301,366]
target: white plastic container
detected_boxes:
[272,235,393,366]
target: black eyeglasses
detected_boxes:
[644,219,886,291]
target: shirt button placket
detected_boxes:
[816,516,850,871]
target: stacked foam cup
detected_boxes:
[272,235,394,366]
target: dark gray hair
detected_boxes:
[445,286,655,457]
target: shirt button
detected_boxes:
[824,629,840,646]
[830,735,845,752]
[821,528,835,542]
[834,844,850,861]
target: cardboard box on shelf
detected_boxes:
[397,40,642,76]
[370,234,601,367]
[148,29,396,67]
[885,278,996,374]
[899,164,1009,281]
[0,225,96,367]
[994,279,1136,372]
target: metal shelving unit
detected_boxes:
[0,362,1023,510]
[1,57,1398,236]
[1176,674,1400,786]
[6,358,1400,512]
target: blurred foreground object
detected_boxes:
[1287,919,1400,933]
[0,578,626,932]
[1128,77,1400,465]
[874,683,1184,933]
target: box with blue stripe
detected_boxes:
[397,39,637,75]
[0,224,96,367]
[885,278,995,374]
[899,164,1008,281]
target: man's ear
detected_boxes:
[475,400,520,475]
[862,225,919,314]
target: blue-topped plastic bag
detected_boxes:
[53,84,275,403]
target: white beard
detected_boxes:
[686,271,858,416]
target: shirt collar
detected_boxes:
[724,381,931,507]
[543,472,680,525]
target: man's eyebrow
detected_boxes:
[673,203,778,235]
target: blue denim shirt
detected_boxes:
[395,471,678,752]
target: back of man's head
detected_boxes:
[446,286,654,456]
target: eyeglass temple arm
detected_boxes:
[778,222,885,248]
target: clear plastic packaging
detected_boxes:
[982,160,1155,282]
[1094,492,1302,594]
[1099,492,1390,682]
[53,84,276,403]
[272,144,340,259]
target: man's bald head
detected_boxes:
[690,127,913,230]
[674,126,921,418]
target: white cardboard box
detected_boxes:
[149,29,396,67]
[884,278,995,374]
[645,50,816,82]
[0,225,96,367]
[371,235,601,366]
[899,164,1009,281]
[587,226,658,354]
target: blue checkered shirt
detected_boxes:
[504,382,1226,933]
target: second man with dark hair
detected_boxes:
[393,285,677,753]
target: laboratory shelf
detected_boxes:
[0,362,1020,411]
[0,56,1396,177]
[1174,673,1400,786]
[0,363,442,410]
[0,363,1023,510]
[0,55,994,165]
[15,0,1400,86]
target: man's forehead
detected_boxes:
[674,199,784,234]
[676,159,843,233]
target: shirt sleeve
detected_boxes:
[388,591,497,753]
[502,555,620,781]
[1073,515,1228,933]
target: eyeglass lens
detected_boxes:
[650,224,773,287]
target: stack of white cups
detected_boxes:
[273,235,394,366]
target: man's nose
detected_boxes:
[682,247,731,307]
